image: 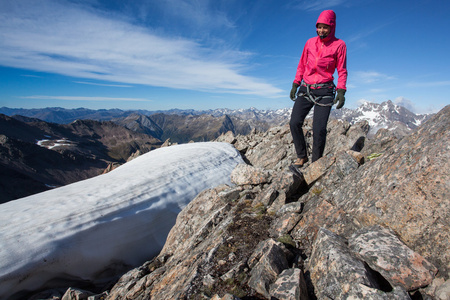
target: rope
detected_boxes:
[297,82,335,107]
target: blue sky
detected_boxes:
[0,0,449,114]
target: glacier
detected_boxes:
[0,142,245,299]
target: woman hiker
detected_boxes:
[289,9,347,170]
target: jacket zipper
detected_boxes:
[314,41,324,84]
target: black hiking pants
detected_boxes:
[289,85,335,162]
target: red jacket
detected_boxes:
[294,10,347,90]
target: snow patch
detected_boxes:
[0,142,244,299]
[36,139,50,146]
[36,138,74,149]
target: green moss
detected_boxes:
[310,186,324,196]
[253,203,266,217]
[367,152,383,160]
[277,234,296,247]
[222,275,247,298]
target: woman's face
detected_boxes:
[317,23,331,38]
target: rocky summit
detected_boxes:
[29,106,449,300]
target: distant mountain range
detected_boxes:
[0,106,291,125]
[0,100,432,138]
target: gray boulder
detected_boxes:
[269,268,309,300]
[349,225,437,291]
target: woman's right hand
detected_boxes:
[290,83,300,101]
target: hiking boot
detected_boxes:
[293,157,308,167]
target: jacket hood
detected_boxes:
[316,10,336,40]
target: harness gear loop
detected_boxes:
[297,82,336,107]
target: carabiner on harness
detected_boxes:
[296,82,336,107]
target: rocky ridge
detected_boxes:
[29,106,449,299]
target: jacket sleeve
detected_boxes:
[293,41,309,85]
[336,41,347,90]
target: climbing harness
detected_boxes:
[296,82,336,107]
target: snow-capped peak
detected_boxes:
[332,100,431,136]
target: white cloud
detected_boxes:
[21,96,151,102]
[393,96,416,112]
[0,0,283,98]
[393,96,446,114]
[406,81,450,88]
[74,81,133,88]
[346,21,392,44]
[368,88,386,93]
[153,0,236,31]
[353,71,396,84]
[290,0,346,11]
[393,96,417,112]
[356,98,374,106]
